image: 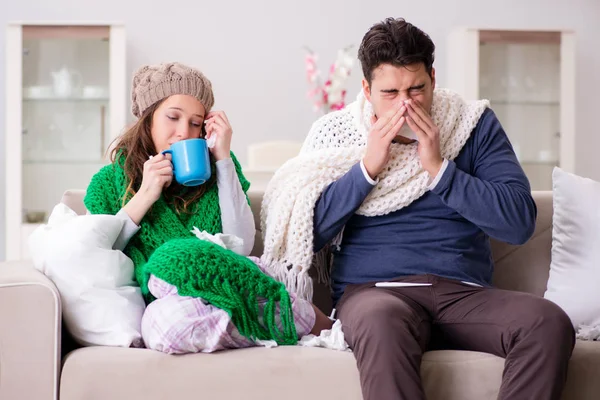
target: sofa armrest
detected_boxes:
[0,261,61,400]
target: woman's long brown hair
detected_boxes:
[110,100,216,214]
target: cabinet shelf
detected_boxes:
[490,100,560,106]
[23,95,109,102]
[23,159,106,165]
[519,160,559,165]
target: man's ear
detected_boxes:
[430,67,436,89]
[362,78,371,102]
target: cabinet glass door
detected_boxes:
[478,31,561,190]
[21,26,111,224]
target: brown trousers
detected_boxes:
[336,274,575,400]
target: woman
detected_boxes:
[84,62,332,353]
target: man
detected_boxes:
[307,18,575,400]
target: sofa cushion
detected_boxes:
[61,189,88,216]
[60,346,361,400]
[60,341,600,400]
[248,189,264,257]
[544,168,600,334]
[491,191,553,296]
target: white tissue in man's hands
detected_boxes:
[396,123,418,141]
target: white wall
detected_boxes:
[1,0,599,259]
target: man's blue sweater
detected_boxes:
[312,109,537,303]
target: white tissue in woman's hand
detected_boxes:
[190,227,245,254]
[206,135,217,149]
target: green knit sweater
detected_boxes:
[83,152,297,345]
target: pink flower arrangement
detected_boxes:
[304,45,355,114]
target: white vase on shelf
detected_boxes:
[51,66,82,97]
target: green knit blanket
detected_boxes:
[83,152,297,345]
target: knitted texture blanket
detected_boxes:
[260,89,489,300]
[84,153,297,345]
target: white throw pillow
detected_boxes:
[29,203,146,347]
[544,167,600,339]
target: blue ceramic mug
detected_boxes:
[161,138,211,186]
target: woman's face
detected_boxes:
[150,95,206,153]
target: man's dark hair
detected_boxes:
[358,17,435,85]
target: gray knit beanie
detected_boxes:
[131,62,214,118]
